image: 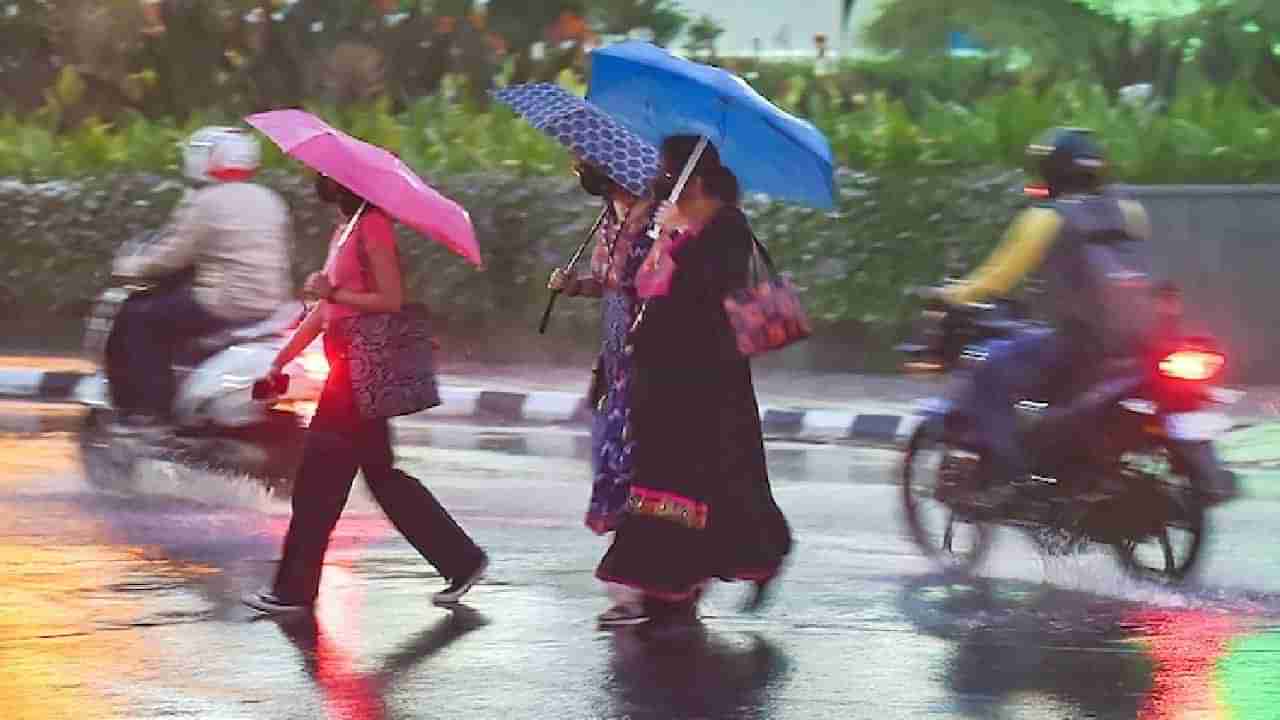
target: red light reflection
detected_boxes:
[266,508,393,720]
[1130,609,1239,719]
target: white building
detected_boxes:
[671,0,891,57]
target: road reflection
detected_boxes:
[0,430,264,718]
[899,574,1153,718]
[899,572,1280,720]
[0,490,224,720]
[1216,623,1280,717]
[604,624,791,720]
[1127,609,1239,719]
[276,597,488,720]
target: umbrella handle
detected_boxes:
[538,293,562,335]
[538,206,610,334]
[647,135,709,241]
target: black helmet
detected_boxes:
[1026,127,1107,197]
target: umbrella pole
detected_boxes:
[538,205,610,334]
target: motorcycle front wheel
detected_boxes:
[901,420,993,574]
[77,408,140,493]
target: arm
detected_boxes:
[631,209,751,360]
[674,208,751,302]
[565,276,605,298]
[113,194,205,279]
[944,207,1062,305]
[1118,199,1152,242]
[331,212,403,313]
[555,221,618,299]
[637,210,747,328]
[270,304,324,374]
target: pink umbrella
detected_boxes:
[245,109,482,267]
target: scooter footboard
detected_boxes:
[174,339,282,428]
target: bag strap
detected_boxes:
[346,203,404,294]
[354,224,375,292]
[748,231,779,285]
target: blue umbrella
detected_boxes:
[493,83,659,198]
[586,41,836,210]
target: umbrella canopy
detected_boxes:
[586,41,836,209]
[493,83,659,198]
[245,109,481,267]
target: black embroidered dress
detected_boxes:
[595,205,793,600]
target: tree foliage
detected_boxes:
[0,0,690,121]
[686,14,727,58]
[868,0,1280,104]
[867,0,1123,62]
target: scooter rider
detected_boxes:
[932,128,1157,507]
[109,126,292,429]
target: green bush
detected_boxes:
[0,166,1026,370]
[810,82,1280,182]
[4,79,1280,367]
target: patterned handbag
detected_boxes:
[330,205,442,420]
[722,235,812,356]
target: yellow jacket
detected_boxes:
[945,199,1151,305]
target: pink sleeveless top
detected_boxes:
[321,208,397,325]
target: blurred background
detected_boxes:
[2,0,1278,378]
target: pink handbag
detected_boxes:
[722,236,812,356]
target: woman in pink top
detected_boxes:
[244,176,488,615]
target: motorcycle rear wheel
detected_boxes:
[901,421,993,574]
[1110,449,1206,584]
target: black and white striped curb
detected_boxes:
[0,368,921,445]
[394,426,903,482]
[0,370,86,401]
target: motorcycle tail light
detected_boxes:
[1023,184,1052,199]
[301,349,330,381]
[1159,349,1225,382]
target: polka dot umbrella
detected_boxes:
[494,83,661,333]
[493,83,659,198]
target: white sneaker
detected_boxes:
[243,589,312,615]
[597,604,649,629]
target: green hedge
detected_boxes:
[7,80,1275,366]
[0,167,1026,369]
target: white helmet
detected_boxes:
[182,126,261,183]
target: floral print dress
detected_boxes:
[585,204,655,534]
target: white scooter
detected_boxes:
[75,232,328,493]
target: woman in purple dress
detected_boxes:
[547,160,657,620]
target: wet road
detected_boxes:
[3,420,1280,719]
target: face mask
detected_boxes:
[576,163,612,197]
[338,191,365,217]
[651,170,677,201]
[315,175,339,204]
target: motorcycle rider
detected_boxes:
[933,127,1157,507]
[109,126,292,430]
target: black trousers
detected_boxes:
[272,336,484,603]
[107,285,228,418]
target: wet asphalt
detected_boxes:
[2,406,1280,719]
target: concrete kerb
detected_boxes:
[0,368,921,446]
